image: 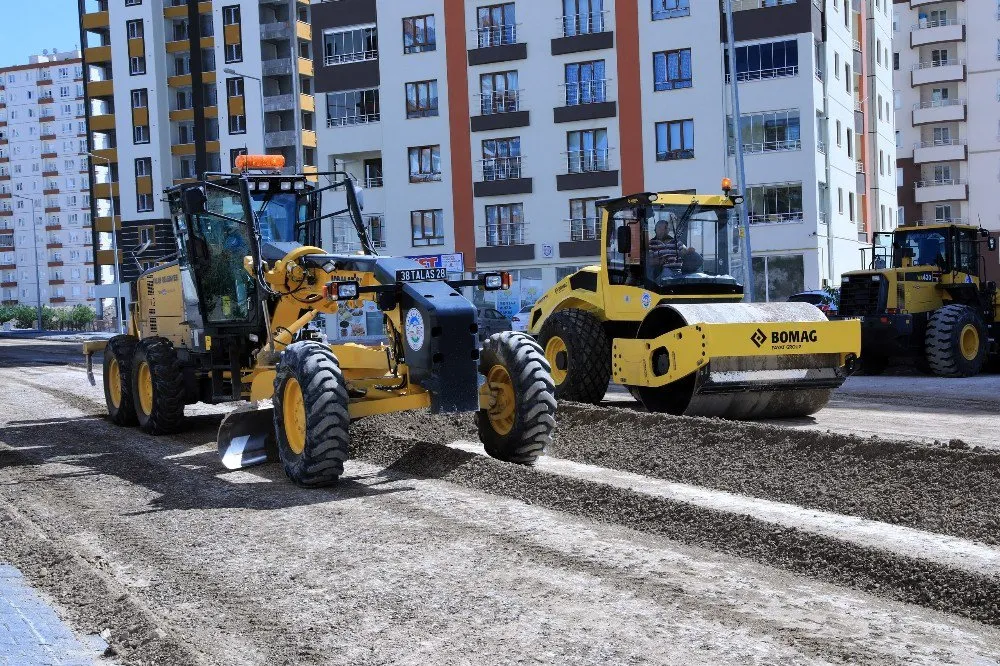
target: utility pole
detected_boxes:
[724,0,755,301]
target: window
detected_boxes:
[135,157,151,177]
[137,194,153,213]
[477,3,516,48]
[931,49,949,66]
[896,166,904,187]
[326,89,380,126]
[569,197,601,241]
[363,158,383,188]
[726,40,798,82]
[323,25,378,65]
[126,19,143,40]
[747,182,804,225]
[877,94,883,120]
[728,109,800,154]
[485,203,525,246]
[564,60,606,106]
[222,5,240,25]
[229,114,246,134]
[752,254,804,302]
[129,56,146,76]
[654,49,692,91]
[403,14,436,53]
[225,43,243,64]
[848,192,855,222]
[131,89,148,109]
[138,226,155,246]
[411,209,444,247]
[405,80,438,118]
[566,128,609,172]
[655,119,694,160]
[846,129,853,158]
[893,91,902,110]
[893,52,899,70]
[133,125,150,144]
[563,0,605,36]
[651,0,689,21]
[226,77,244,98]
[408,145,441,183]
[481,137,521,180]
[479,71,519,114]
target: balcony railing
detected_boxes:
[480,156,523,181]
[562,79,609,106]
[324,49,378,67]
[852,39,861,51]
[915,217,968,226]
[485,222,526,247]
[817,141,826,154]
[558,11,608,37]
[727,65,798,83]
[915,178,966,188]
[856,161,865,173]
[729,138,801,154]
[911,18,962,30]
[915,138,963,149]
[566,148,612,174]
[913,58,965,70]
[749,212,804,225]
[731,0,797,10]
[478,90,521,115]
[915,98,964,109]
[475,24,518,48]
[364,176,383,188]
[327,112,380,127]
[568,217,600,242]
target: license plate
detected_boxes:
[396,267,448,282]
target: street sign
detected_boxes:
[405,252,465,274]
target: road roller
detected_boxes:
[528,187,861,419]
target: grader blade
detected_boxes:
[217,407,277,470]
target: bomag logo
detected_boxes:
[750,328,767,348]
[751,328,819,349]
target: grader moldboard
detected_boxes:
[530,188,861,420]
[84,156,556,486]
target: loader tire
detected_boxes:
[273,341,350,487]
[537,308,611,404]
[925,304,987,378]
[131,337,186,435]
[477,332,556,465]
[104,335,138,426]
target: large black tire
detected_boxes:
[537,308,611,404]
[104,335,138,426]
[273,341,350,487]
[925,304,987,377]
[477,332,556,465]
[131,337,186,435]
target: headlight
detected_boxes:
[293,181,306,190]
[333,281,359,300]
[280,181,292,191]
[483,274,503,290]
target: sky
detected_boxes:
[0,0,82,69]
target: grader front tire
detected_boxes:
[537,309,611,404]
[131,337,186,435]
[477,332,556,465]
[273,341,351,487]
[925,304,987,378]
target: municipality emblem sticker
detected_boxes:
[641,292,652,309]
[405,308,425,351]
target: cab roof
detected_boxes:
[597,192,735,211]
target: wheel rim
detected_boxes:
[137,361,154,416]
[486,365,516,436]
[282,378,307,455]
[960,323,980,361]
[544,336,568,386]
[108,357,122,409]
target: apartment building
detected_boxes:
[78,0,316,319]
[0,50,95,309]
[893,0,997,230]
[313,0,896,315]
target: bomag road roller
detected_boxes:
[529,187,861,419]
[836,222,1000,377]
[83,156,556,486]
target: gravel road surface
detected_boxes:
[1,337,999,664]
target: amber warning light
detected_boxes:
[235,154,286,170]
[721,177,733,193]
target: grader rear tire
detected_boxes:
[104,335,138,426]
[477,332,556,465]
[131,337,186,435]
[925,304,987,378]
[537,309,611,404]
[273,341,350,487]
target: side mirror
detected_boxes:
[616,224,632,255]
[184,186,207,215]
[989,237,997,252]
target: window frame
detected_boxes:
[653,48,693,91]
[134,157,152,178]
[133,124,150,145]
[411,209,445,247]
[405,80,439,119]
[655,119,695,161]
[403,14,436,54]
[651,0,690,21]
[408,145,442,183]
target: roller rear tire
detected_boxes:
[537,309,611,404]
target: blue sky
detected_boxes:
[0,0,81,69]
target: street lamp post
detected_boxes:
[88,152,124,334]
[11,193,43,330]
[223,68,266,154]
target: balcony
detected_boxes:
[260,21,292,40]
[912,98,966,125]
[910,19,965,48]
[327,111,379,128]
[474,157,532,197]
[263,94,297,113]
[749,212,805,225]
[91,114,115,131]
[81,11,109,30]
[264,130,298,148]
[731,0,797,9]
[262,58,293,76]
[913,139,967,164]
[552,11,614,55]
[85,45,112,63]
[910,0,963,7]
[914,179,968,204]
[477,222,534,264]
[557,149,618,191]
[87,80,114,97]
[911,60,966,86]
[555,80,616,123]
[471,91,528,132]
[468,25,526,66]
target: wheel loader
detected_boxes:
[83,156,556,486]
[835,222,1000,377]
[529,187,861,419]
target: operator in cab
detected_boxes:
[647,213,704,282]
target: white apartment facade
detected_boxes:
[892,0,997,230]
[0,50,95,309]
[316,0,898,315]
[79,0,316,318]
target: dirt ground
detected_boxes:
[1,338,999,664]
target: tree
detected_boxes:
[69,304,96,330]
[11,304,38,329]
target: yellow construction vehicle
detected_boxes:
[84,156,556,486]
[529,187,861,419]
[836,222,1000,376]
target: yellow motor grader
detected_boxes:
[529,187,861,419]
[84,156,556,486]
